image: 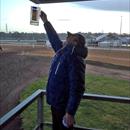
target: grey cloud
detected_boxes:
[75,0,130,12]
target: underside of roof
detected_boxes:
[30,0,94,4]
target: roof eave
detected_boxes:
[30,0,95,4]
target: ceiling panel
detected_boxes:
[30,0,95,4]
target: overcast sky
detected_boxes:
[0,0,130,34]
[76,0,129,12]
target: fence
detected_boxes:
[0,89,130,130]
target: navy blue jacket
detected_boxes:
[44,21,88,116]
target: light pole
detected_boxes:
[120,16,122,35]
[6,24,8,33]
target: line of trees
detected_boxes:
[0,32,47,40]
[0,32,129,41]
[0,32,68,41]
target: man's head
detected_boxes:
[66,32,86,47]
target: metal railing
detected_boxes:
[0,89,45,130]
[0,89,130,130]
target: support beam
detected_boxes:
[37,94,44,130]
[30,0,95,4]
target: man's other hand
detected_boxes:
[64,113,74,128]
[40,11,48,23]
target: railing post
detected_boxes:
[37,93,44,130]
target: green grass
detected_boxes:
[20,74,130,130]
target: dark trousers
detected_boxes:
[51,106,73,130]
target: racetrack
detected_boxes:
[88,47,130,67]
[0,44,130,130]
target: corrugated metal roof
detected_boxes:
[96,33,126,42]
[96,33,108,41]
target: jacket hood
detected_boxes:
[64,44,88,59]
[74,46,88,58]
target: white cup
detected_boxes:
[62,117,69,128]
[30,6,41,26]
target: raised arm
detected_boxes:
[40,11,62,52]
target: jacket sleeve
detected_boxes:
[44,21,63,52]
[66,55,85,116]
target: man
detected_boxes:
[40,11,88,130]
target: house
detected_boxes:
[120,36,130,47]
[96,33,123,47]
[85,34,97,47]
